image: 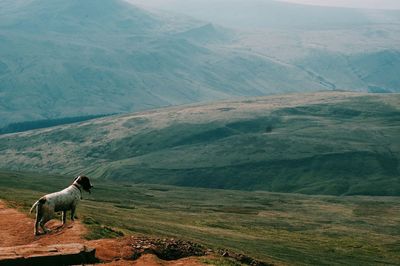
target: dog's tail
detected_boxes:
[30,197,46,213]
[30,201,39,213]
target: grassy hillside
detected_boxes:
[0,92,399,195]
[1,0,400,126]
[1,170,399,265]
[0,114,113,134]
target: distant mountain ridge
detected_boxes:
[128,0,400,29]
[1,92,399,196]
[1,0,400,127]
[0,0,324,126]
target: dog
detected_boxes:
[30,175,93,236]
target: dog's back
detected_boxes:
[45,186,81,212]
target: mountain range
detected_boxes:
[1,0,400,127]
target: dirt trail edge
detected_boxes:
[0,200,224,265]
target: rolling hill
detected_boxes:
[1,0,400,127]
[1,91,399,196]
[0,0,326,127]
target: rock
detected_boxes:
[0,243,98,266]
[218,249,273,266]
[222,251,229,257]
[129,237,206,261]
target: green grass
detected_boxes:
[0,93,399,196]
[82,216,125,240]
[1,170,399,265]
[201,257,243,266]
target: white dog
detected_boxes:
[30,175,93,235]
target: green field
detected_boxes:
[1,170,399,265]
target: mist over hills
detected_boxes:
[129,0,400,29]
[125,0,400,94]
[1,0,400,127]
[1,92,399,196]
[0,0,321,126]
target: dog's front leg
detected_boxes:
[62,211,67,225]
[70,205,76,221]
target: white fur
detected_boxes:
[30,178,86,236]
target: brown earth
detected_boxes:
[0,200,208,265]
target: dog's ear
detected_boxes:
[77,176,93,192]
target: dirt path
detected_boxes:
[0,200,206,265]
[0,200,85,247]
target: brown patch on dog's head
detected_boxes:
[74,175,93,193]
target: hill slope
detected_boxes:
[1,92,399,195]
[0,0,327,126]
[2,0,400,126]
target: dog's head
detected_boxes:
[74,175,93,193]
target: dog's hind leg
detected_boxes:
[34,197,47,236]
[39,216,52,234]
[40,222,50,234]
[38,198,54,234]
[34,208,41,236]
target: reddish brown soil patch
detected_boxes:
[0,201,34,247]
[0,201,87,247]
[87,237,209,265]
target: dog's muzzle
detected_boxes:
[83,185,93,194]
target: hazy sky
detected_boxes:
[128,0,400,10]
[126,0,400,29]
[277,0,400,9]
